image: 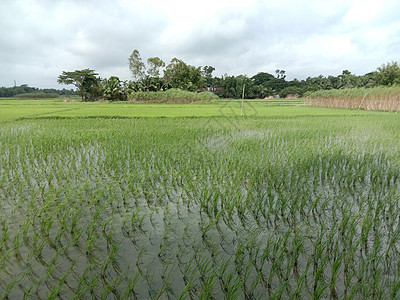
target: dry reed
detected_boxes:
[305,86,400,111]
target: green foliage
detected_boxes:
[128,49,146,80]
[147,57,165,77]
[0,84,37,97]
[251,72,275,86]
[137,76,168,92]
[57,69,99,102]
[222,75,256,99]
[82,76,103,102]
[202,66,215,87]
[374,61,400,86]
[102,76,127,101]
[0,85,75,98]
[164,58,205,92]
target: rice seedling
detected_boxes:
[0,99,399,298]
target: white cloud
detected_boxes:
[343,0,385,24]
[0,0,399,88]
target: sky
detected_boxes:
[1,0,399,89]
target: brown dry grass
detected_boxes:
[305,87,400,111]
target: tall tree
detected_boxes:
[57,69,99,101]
[129,49,146,81]
[203,66,215,87]
[164,58,204,91]
[251,72,275,86]
[147,57,165,77]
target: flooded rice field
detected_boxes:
[1,116,400,299]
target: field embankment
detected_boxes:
[305,85,400,111]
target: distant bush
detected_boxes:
[14,92,61,99]
[305,85,400,111]
[129,88,219,102]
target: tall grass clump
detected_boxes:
[305,85,400,111]
[129,88,219,103]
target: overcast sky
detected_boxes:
[1,0,399,88]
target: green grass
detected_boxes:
[0,98,399,298]
[0,97,391,121]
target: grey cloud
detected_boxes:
[0,0,399,88]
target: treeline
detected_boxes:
[6,50,399,101]
[0,84,76,98]
[213,62,400,99]
[127,51,400,99]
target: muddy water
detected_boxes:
[1,123,400,299]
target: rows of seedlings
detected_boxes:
[0,116,399,299]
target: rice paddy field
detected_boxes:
[1,98,400,299]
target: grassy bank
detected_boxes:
[0,100,399,298]
[305,85,400,111]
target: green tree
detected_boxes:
[147,57,165,77]
[221,75,255,98]
[164,58,204,91]
[139,76,167,92]
[203,66,215,87]
[221,75,237,98]
[129,49,146,80]
[102,76,127,101]
[360,72,375,88]
[164,58,189,89]
[83,76,103,102]
[374,61,400,86]
[339,70,355,88]
[57,69,99,101]
[251,72,275,86]
[328,75,342,89]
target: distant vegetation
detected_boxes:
[3,49,400,104]
[0,84,75,98]
[13,92,62,99]
[304,64,400,111]
[56,54,400,102]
